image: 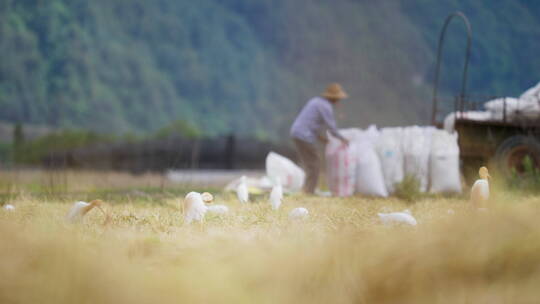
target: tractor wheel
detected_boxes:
[494,135,540,176]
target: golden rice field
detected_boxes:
[1,170,540,303]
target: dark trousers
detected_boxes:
[293,138,320,194]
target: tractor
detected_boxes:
[431,12,540,183]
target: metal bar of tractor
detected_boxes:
[431,11,472,126]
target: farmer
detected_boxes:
[290,83,349,194]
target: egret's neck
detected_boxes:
[81,204,96,215]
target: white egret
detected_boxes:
[470,166,490,209]
[378,210,417,226]
[3,204,15,211]
[183,192,213,224]
[207,204,229,214]
[269,177,283,210]
[289,207,309,220]
[66,200,107,223]
[236,176,249,204]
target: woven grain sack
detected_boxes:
[402,126,435,192]
[430,130,462,193]
[266,152,305,192]
[375,127,404,194]
[353,126,388,197]
[326,130,360,197]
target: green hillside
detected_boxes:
[0,0,539,138]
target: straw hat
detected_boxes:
[322,83,348,100]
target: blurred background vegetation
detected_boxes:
[0,0,539,164]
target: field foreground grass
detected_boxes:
[1,172,540,303]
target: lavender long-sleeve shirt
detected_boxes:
[290,97,346,143]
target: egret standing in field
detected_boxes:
[66,200,107,223]
[183,192,213,224]
[269,177,283,210]
[471,166,490,209]
[237,176,249,204]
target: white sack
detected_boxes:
[265,152,305,192]
[430,130,462,193]
[333,128,364,142]
[484,97,520,113]
[520,81,540,102]
[484,97,540,120]
[326,130,358,197]
[443,111,492,133]
[360,125,380,143]
[376,128,404,194]
[355,127,388,197]
[402,126,434,192]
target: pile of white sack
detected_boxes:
[326,125,462,197]
[225,125,462,198]
[444,81,540,133]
